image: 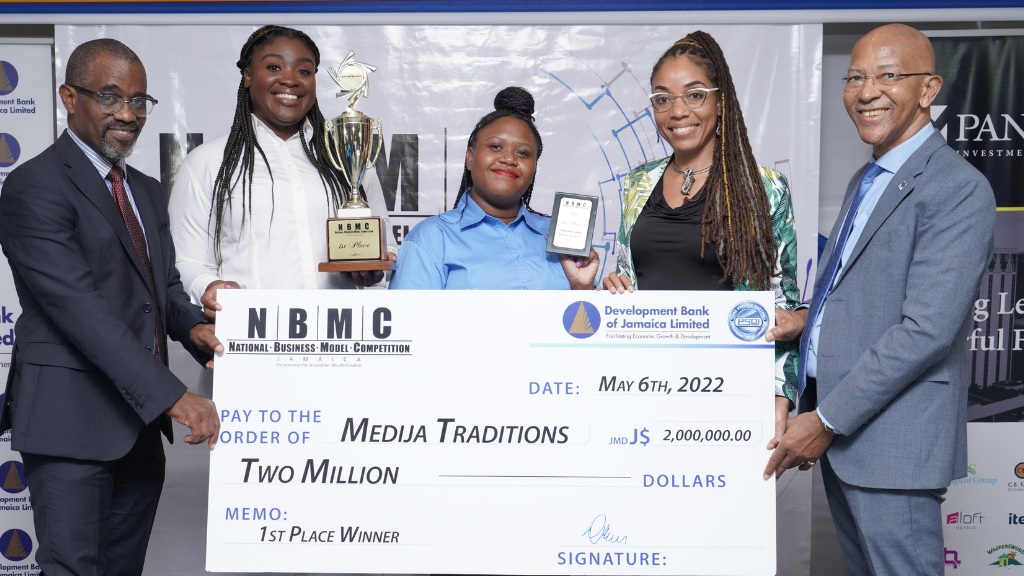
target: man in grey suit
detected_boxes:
[765,24,995,575]
[0,39,222,575]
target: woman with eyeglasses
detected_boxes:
[600,31,802,445]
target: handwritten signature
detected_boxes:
[581,514,628,545]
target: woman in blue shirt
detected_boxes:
[390,87,597,290]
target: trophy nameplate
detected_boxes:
[318,51,391,273]
[545,192,599,257]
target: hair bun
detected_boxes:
[494,86,535,117]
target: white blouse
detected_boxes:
[169,115,390,302]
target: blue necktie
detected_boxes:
[798,162,885,397]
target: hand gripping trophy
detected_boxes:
[319,51,390,272]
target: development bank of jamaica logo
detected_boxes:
[0,61,17,95]
[0,529,32,562]
[987,544,1024,567]
[0,460,26,494]
[728,301,769,341]
[563,301,599,339]
[0,133,21,168]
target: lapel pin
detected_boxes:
[898,181,908,191]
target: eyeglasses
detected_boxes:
[648,88,720,112]
[70,85,158,117]
[841,72,932,92]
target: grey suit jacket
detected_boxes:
[0,130,209,461]
[811,129,995,490]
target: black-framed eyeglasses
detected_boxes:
[841,72,932,92]
[70,85,158,117]
[648,88,720,112]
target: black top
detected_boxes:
[629,175,733,291]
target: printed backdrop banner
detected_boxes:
[937,35,1024,575]
[933,35,1024,209]
[0,41,54,576]
[54,24,822,297]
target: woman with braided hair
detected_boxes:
[170,25,391,318]
[600,31,803,443]
[390,86,597,290]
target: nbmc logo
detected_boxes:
[728,301,769,341]
[563,301,599,339]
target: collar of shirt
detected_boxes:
[873,122,936,175]
[66,127,125,179]
[250,114,314,145]
[445,190,548,236]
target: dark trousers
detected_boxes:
[22,422,165,576]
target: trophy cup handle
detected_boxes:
[370,118,384,167]
[324,120,351,182]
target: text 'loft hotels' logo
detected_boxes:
[728,301,769,341]
[947,511,984,530]
[988,544,1024,567]
[0,62,17,95]
[0,133,21,168]
[563,301,599,339]
[0,461,26,494]
[0,529,31,562]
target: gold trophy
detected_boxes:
[318,51,390,273]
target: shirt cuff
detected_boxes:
[817,408,840,435]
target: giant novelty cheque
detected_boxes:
[206,289,776,575]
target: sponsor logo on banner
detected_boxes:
[0,461,26,494]
[952,463,998,487]
[944,547,962,569]
[728,301,769,342]
[947,511,984,529]
[0,61,17,95]
[988,544,1024,567]
[563,301,599,339]
[0,529,32,562]
[0,133,21,168]
[1009,462,1024,492]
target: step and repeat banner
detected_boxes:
[0,41,52,576]
[934,34,1024,575]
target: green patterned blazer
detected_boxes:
[614,157,801,404]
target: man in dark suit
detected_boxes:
[765,24,995,575]
[0,38,222,575]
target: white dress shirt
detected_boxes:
[169,115,391,302]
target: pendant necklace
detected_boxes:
[671,162,713,196]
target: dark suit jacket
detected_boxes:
[0,130,209,461]
[809,130,995,490]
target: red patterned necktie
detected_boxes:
[108,165,165,363]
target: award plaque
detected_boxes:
[319,51,391,273]
[545,192,599,257]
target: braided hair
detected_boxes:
[210,25,346,255]
[650,31,777,290]
[452,86,545,216]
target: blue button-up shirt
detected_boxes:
[390,191,569,290]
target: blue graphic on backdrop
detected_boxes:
[0,529,32,562]
[0,61,18,96]
[0,133,21,168]
[0,461,27,494]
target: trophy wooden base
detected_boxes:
[318,260,392,273]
